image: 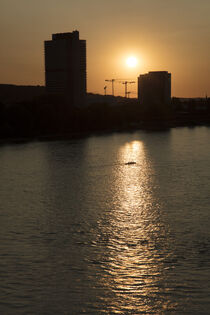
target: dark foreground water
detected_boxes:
[1,127,210,314]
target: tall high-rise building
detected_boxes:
[138,71,171,106]
[44,31,86,106]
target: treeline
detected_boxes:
[0,94,210,141]
[0,93,174,140]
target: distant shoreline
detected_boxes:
[1,84,210,145]
[0,119,209,146]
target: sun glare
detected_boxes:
[126,56,138,68]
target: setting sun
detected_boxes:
[126,56,138,68]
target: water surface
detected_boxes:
[0,127,210,314]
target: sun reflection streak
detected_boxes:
[95,140,175,313]
[117,140,153,213]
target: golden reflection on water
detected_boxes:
[97,140,175,313]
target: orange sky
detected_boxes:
[0,0,210,97]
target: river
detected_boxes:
[0,127,210,314]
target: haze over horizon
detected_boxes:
[1,0,210,98]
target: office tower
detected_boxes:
[138,71,171,106]
[44,31,86,106]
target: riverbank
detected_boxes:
[1,117,210,146]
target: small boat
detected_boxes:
[125,161,136,165]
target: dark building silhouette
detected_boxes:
[138,71,171,107]
[44,31,86,106]
[0,84,45,104]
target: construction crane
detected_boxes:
[104,85,107,96]
[127,91,131,98]
[120,80,136,98]
[126,91,136,98]
[105,79,116,96]
[105,79,136,97]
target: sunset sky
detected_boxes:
[1,0,210,97]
